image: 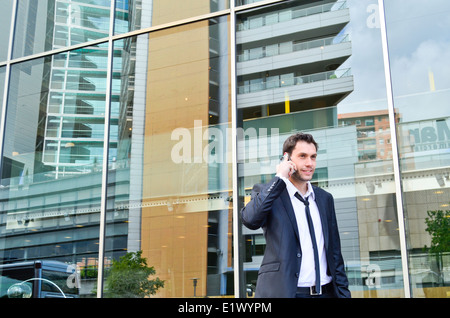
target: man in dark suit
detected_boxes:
[241,133,351,298]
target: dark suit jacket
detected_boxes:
[241,177,351,298]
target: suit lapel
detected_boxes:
[280,189,300,244]
[313,187,329,250]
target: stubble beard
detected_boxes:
[290,169,313,183]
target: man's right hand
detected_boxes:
[276,153,297,179]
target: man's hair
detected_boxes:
[282,132,318,155]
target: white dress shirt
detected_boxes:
[277,176,332,287]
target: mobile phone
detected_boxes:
[280,152,295,177]
[281,152,290,161]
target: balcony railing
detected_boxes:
[238,68,352,94]
[237,1,348,31]
[238,34,350,62]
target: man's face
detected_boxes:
[289,141,317,182]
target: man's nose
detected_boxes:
[305,157,312,166]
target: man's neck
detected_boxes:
[289,177,308,196]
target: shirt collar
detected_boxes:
[285,179,315,201]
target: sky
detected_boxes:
[338,0,450,122]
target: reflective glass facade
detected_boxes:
[0,0,448,298]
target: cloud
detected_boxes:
[391,39,450,95]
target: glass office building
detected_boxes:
[0,0,448,298]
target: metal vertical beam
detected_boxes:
[231,0,287,299]
[230,0,242,299]
[96,0,116,299]
[0,0,18,175]
[378,0,411,298]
